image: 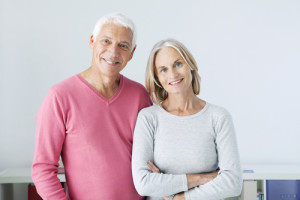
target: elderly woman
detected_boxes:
[132,39,242,200]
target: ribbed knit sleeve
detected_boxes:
[184,113,242,200]
[32,88,69,200]
[132,108,188,197]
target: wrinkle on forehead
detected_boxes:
[155,47,184,68]
[96,23,133,46]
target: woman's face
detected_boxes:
[155,47,193,95]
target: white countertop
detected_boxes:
[0,168,66,184]
[1,165,300,184]
[242,164,300,180]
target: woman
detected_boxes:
[132,39,242,200]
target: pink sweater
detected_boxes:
[32,74,152,200]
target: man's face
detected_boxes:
[89,23,135,77]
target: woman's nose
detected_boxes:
[169,68,179,78]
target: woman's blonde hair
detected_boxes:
[146,39,201,105]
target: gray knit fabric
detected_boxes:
[132,103,242,200]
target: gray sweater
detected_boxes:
[132,103,242,200]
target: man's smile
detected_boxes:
[103,58,120,65]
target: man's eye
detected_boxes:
[120,44,129,50]
[102,39,110,44]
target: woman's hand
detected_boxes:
[174,192,185,200]
[148,160,219,188]
[186,168,219,188]
[199,168,220,185]
[162,193,185,200]
[147,160,161,173]
[147,161,186,200]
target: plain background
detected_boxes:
[1,0,300,199]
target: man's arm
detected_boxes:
[32,88,68,200]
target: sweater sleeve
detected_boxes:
[184,113,243,200]
[32,88,69,200]
[132,109,188,197]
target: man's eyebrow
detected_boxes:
[100,36,112,39]
[120,41,131,47]
[99,36,131,47]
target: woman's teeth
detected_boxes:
[169,78,183,85]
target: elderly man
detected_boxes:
[32,13,152,200]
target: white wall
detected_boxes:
[1,0,300,198]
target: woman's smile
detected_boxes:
[169,78,184,85]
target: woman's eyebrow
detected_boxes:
[173,58,182,63]
[157,65,166,69]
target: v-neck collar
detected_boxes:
[76,73,124,105]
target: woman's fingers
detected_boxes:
[147,160,161,173]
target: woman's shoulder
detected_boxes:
[136,105,161,128]
[139,104,161,116]
[206,103,232,119]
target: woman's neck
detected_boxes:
[162,90,205,116]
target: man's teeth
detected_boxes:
[105,60,118,64]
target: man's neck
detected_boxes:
[80,67,120,99]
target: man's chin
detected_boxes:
[98,68,122,78]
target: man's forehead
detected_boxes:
[95,23,132,44]
[99,23,132,36]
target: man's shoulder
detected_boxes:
[122,75,146,91]
[121,75,152,107]
[48,74,80,98]
[51,74,79,92]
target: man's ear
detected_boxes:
[89,35,94,50]
[129,45,137,61]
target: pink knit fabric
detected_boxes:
[32,74,152,200]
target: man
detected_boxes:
[32,13,152,200]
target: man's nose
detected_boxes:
[108,43,120,55]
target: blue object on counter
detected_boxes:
[243,169,254,173]
[266,180,300,200]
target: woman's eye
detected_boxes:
[160,68,167,73]
[175,62,182,67]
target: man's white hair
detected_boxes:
[92,12,137,51]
